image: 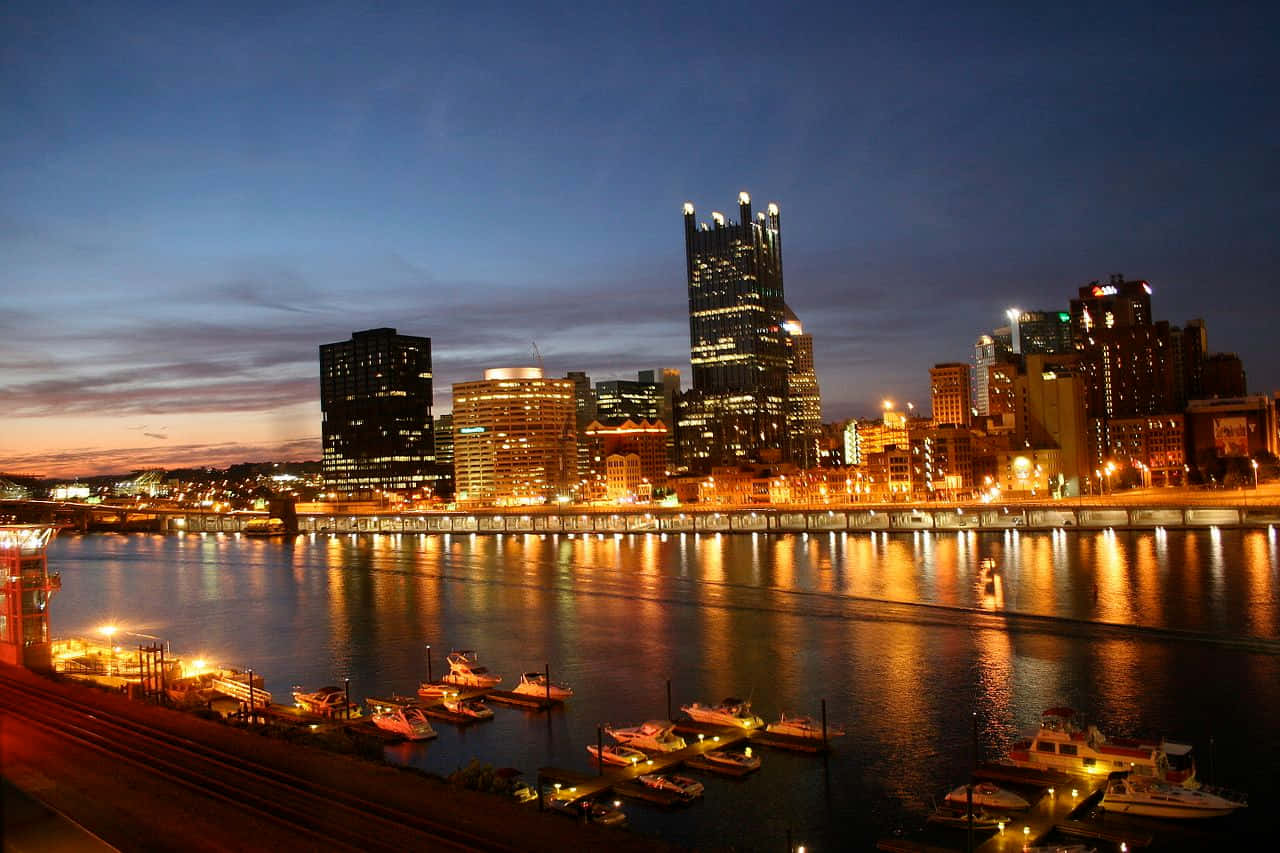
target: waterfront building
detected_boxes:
[1103,415,1185,486]
[582,419,669,502]
[1018,354,1089,495]
[920,425,974,496]
[451,368,576,506]
[1185,395,1278,473]
[319,328,438,497]
[677,193,790,470]
[783,306,823,469]
[994,448,1061,496]
[930,363,972,427]
[0,525,60,671]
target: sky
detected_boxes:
[2,1,1278,477]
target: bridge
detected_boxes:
[5,496,1280,536]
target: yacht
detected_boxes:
[513,671,573,700]
[604,720,687,752]
[1005,708,1197,786]
[681,698,764,729]
[1102,772,1246,818]
[443,696,494,720]
[442,650,502,689]
[370,706,437,741]
[587,743,648,766]
[765,713,846,740]
[944,782,1030,810]
[637,774,704,800]
[926,803,1012,830]
[292,686,359,718]
[704,748,761,772]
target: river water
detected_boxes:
[47,528,1280,850]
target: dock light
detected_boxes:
[997,821,1004,833]
[553,783,562,793]
[569,787,577,794]
[1071,788,1078,799]
[1120,845,1127,853]
[309,724,318,731]
[713,736,720,742]
[745,747,752,758]
[631,757,638,766]
[1048,787,1055,797]
[698,734,705,743]
[1023,826,1030,839]
[613,800,621,808]
[646,759,654,766]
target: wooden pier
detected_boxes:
[684,753,759,777]
[974,783,1105,853]
[485,689,562,711]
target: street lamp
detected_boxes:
[1252,459,1260,490]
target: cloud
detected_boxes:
[142,432,168,440]
[0,437,322,479]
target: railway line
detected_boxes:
[0,669,629,852]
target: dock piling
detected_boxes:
[545,662,551,702]
[597,726,604,776]
[344,677,351,721]
[821,698,827,748]
[248,668,255,723]
[426,644,432,683]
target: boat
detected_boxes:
[681,697,764,729]
[293,685,360,717]
[638,773,704,799]
[442,696,494,719]
[244,517,287,536]
[587,744,649,766]
[925,803,1012,830]
[1021,846,1095,853]
[704,748,761,771]
[544,796,627,826]
[370,706,438,741]
[765,713,846,740]
[441,650,502,688]
[944,782,1029,810]
[512,671,573,700]
[604,720,687,752]
[1005,708,1197,786]
[417,681,454,698]
[1102,772,1246,818]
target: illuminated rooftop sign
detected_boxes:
[459,426,486,434]
[1090,285,1118,297]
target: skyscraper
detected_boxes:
[677,192,790,470]
[783,306,823,468]
[319,328,437,496]
[451,367,576,505]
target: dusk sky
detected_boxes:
[3,1,1277,477]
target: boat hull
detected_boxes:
[1102,797,1238,819]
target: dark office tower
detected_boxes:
[1171,319,1207,407]
[677,193,790,470]
[1068,274,1153,344]
[1014,311,1073,355]
[433,413,455,468]
[595,375,662,425]
[320,328,436,496]
[1201,353,1247,399]
[783,305,823,468]
[566,371,595,481]
[1069,275,1173,420]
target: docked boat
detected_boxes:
[587,744,648,766]
[944,782,1030,810]
[293,685,360,717]
[442,696,494,720]
[1102,772,1246,818]
[417,681,454,698]
[442,650,503,688]
[765,713,846,740]
[704,748,761,771]
[605,720,687,752]
[926,803,1012,830]
[1022,846,1095,853]
[681,697,763,729]
[513,671,573,700]
[370,706,438,741]
[638,774,704,800]
[1005,708,1197,786]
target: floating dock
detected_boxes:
[684,754,759,777]
[612,779,695,807]
[485,689,562,710]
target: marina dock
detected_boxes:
[973,781,1106,853]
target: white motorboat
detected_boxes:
[944,782,1030,810]
[513,671,573,700]
[704,748,761,772]
[1006,708,1197,786]
[604,720,687,752]
[443,696,494,720]
[765,713,846,740]
[586,744,648,766]
[926,804,1012,830]
[293,685,359,718]
[370,706,438,741]
[1102,772,1246,819]
[638,774,704,799]
[442,650,502,688]
[1021,846,1095,853]
[681,697,763,729]
[417,681,454,698]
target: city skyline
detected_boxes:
[3,2,1278,477]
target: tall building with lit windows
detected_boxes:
[783,306,823,468]
[319,328,437,496]
[676,192,790,471]
[1069,275,1173,420]
[930,363,972,427]
[451,367,576,506]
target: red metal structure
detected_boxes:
[0,525,61,670]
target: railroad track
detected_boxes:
[0,672,524,852]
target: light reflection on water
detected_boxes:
[46,529,1280,850]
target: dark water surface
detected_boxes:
[48,528,1280,849]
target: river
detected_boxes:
[46,527,1280,850]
